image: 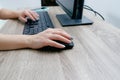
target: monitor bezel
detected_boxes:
[56,0,84,19]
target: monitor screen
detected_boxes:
[56,0,74,18]
[56,0,93,26]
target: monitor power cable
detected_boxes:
[84,5,105,20]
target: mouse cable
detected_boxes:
[83,5,105,20]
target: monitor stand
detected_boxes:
[56,14,93,27]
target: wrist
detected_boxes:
[25,35,35,49]
[16,11,21,19]
[14,10,23,19]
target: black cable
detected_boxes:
[84,5,96,15]
[84,5,105,20]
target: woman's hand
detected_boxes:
[27,28,72,49]
[18,9,39,22]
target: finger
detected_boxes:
[43,28,72,40]
[52,29,72,39]
[24,10,36,21]
[19,17,27,22]
[50,34,71,44]
[48,40,65,48]
[28,10,39,20]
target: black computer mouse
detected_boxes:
[41,41,74,51]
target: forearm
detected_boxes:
[0,8,20,19]
[0,34,30,50]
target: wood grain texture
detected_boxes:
[0,7,120,80]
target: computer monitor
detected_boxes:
[56,0,93,26]
[41,0,57,6]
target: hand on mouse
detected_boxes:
[27,28,72,49]
[18,9,39,22]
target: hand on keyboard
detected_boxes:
[18,9,39,22]
[27,28,73,49]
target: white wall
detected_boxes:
[85,0,120,28]
[0,0,41,10]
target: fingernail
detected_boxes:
[66,40,71,44]
[62,45,66,48]
[33,19,36,21]
[37,14,39,17]
[70,37,73,40]
[36,17,39,20]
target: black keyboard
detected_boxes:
[23,11,54,35]
[23,11,74,50]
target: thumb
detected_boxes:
[19,17,27,22]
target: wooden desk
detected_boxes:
[0,7,120,80]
